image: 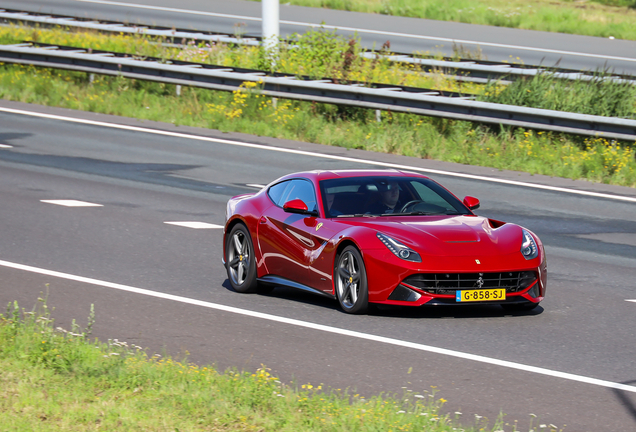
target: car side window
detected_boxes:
[267,180,290,206]
[280,179,317,211]
[410,181,453,208]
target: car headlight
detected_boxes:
[377,232,421,262]
[521,229,539,260]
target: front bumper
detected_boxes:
[362,248,546,307]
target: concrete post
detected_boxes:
[262,0,279,69]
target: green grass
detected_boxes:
[480,73,636,119]
[1,298,559,431]
[1,26,635,187]
[253,0,636,40]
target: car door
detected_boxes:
[257,179,330,287]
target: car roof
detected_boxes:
[275,169,430,183]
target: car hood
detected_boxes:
[338,215,524,257]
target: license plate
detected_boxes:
[456,288,506,302]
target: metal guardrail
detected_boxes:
[359,52,636,85]
[2,41,468,98]
[1,42,636,141]
[0,9,263,47]
[2,8,635,85]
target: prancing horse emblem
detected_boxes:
[475,259,481,264]
[315,222,323,232]
[475,275,484,289]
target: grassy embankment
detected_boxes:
[0,26,635,187]
[0,298,558,431]
[256,0,636,41]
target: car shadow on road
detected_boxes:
[222,279,544,319]
[612,379,636,424]
[370,303,544,319]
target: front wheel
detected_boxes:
[334,246,369,314]
[225,223,258,293]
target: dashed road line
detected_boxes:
[164,221,223,229]
[41,199,103,207]
[246,183,267,189]
[1,257,635,395]
[0,143,13,148]
[626,300,636,303]
[39,201,222,227]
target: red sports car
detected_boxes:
[223,170,547,314]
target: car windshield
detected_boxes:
[319,176,471,218]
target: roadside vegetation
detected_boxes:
[255,0,636,41]
[0,26,635,187]
[0,298,560,431]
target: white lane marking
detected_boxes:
[41,199,103,207]
[246,183,267,189]
[2,106,635,203]
[164,221,223,229]
[0,143,13,148]
[626,300,636,303]
[75,0,260,21]
[74,0,636,64]
[1,258,635,394]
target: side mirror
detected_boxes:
[463,196,480,211]
[283,199,318,216]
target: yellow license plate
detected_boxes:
[456,288,506,302]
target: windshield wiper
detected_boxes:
[390,210,466,216]
[390,211,435,216]
[336,213,377,218]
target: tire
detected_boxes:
[225,223,258,293]
[334,246,369,314]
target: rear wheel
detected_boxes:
[225,223,258,293]
[334,246,369,314]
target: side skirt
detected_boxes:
[258,275,336,299]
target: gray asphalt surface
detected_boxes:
[6,0,636,74]
[1,100,636,431]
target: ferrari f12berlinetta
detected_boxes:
[223,170,546,314]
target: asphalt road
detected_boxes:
[1,100,636,431]
[6,0,636,74]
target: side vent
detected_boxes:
[488,218,506,229]
[388,285,422,302]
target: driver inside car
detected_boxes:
[366,181,400,214]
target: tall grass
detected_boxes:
[481,73,636,119]
[2,298,553,431]
[592,0,636,7]
[259,0,636,40]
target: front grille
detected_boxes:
[402,271,536,295]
